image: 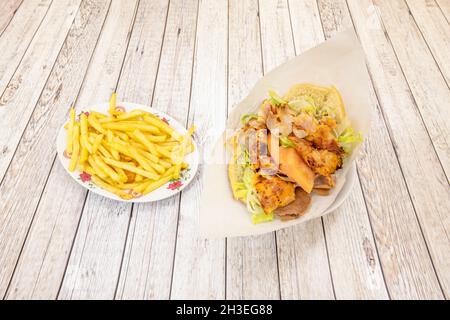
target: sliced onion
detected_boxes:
[266,113,278,132]
[293,127,307,139]
[279,112,293,136]
[258,102,270,122]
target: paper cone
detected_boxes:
[199,29,371,237]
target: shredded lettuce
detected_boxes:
[241,113,258,125]
[246,187,273,224]
[288,95,337,119]
[280,136,297,148]
[287,95,316,115]
[338,126,362,153]
[252,211,274,224]
[268,89,286,106]
[232,146,273,224]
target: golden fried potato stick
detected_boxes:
[93,155,122,182]
[116,180,150,190]
[115,131,129,141]
[106,140,159,174]
[162,166,176,178]
[173,125,195,178]
[98,143,113,159]
[132,129,161,157]
[159,141,179,147]
[102,122,160,135]
[91,134,104,154]
[80,113,93,154]
[90,111,107,119]
[80,148,89,163]
[145,134,167,142]
[84,164,96,176]
[66,107,75,153]
[142,175,174,195]
[132,180,152,193]
[99,110,145,123]
[155,144,173,159]
[102,157,160,180]
[108,138,163,174]
[128,146,154,172]
[106,130,120,160]
[108,92,117,115]
[115,167,129,183]
[88,113,106,134]
[68,124,80,172]
[91,175,133,200]
[87,156,107,179]
[143,115,182,141]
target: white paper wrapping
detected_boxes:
[199,29,371,237]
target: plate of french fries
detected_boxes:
[57,93,198,202]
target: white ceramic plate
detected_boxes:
[56,102,199,202]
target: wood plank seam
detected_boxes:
[0,0,76,187]
[0,0,54,98]
[2,156,57,299]
[167,0,200,299]
[49,0,136,299]
[368,62,446,296]
[315,0,389,299]
[282,0,335,299]
[1,0,124,298]
[113,207,135,299]
[51,0,142,299]
[362,65,445,297]
[320,219,337,299]
[109,0,175,300]
[354,167,392,299]
[115,0,172,297]
[55,191,90,298]
[352,0,447,296]
[101,0,173,299]
[403,0,450,89]
[110,3,143,299]
[272,233,283,299]
[297,0,338,299]
[435,0,450,25]
[374,0,449,182]
[0,0,25,37]
[344,0,446,298]
[0,0,88,296]
[258,0,283,300]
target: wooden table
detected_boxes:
[0,0,448,300]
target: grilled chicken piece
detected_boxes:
[306,123,341,152]
[292,137,342,176]
[255,176,296,214]
[293,113,343,153]
[275,188,311,220]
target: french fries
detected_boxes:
[67,108,75,153]
[64,93,195,200]
[68,124,80,172]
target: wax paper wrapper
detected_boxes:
[199,29,371,237]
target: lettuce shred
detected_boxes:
[268,89,286,106]
[338,127,362,153]
[287,96,317,115]
[232,146,273,224]
[280,136,297,148]
[241,113,258,125]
